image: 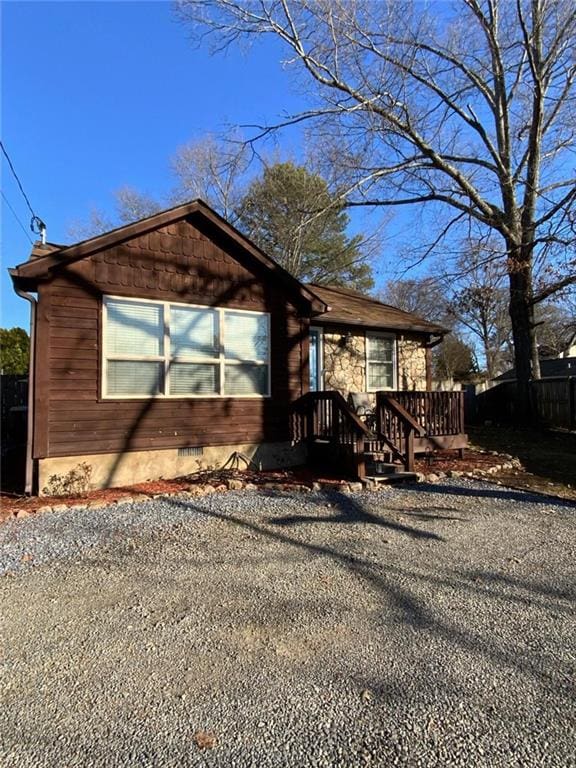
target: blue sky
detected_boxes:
[2,0,331,329]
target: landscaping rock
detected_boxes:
[225,479,244,491]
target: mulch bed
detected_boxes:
[0,449,525,521]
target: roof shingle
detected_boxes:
[308,283,447,335]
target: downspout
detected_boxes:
[13,287,36,495]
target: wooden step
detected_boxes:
[366,461,401,475]
[363,472,419,485]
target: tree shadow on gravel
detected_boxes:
[465,568,576,603]
[414,482,576,508]
[160,494,575,693]
[267,491,445,541]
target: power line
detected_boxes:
[0,140,36,217]
[0,140,45,237]
[1,190,34,244]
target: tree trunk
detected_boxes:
[507,242,535,421]
[531,331,542,380]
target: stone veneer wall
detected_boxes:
[397,333,428,390]
[322,329,366,395]
[321,327,429,396]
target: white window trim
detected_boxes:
[101,294,271,399]
[365,331,397,391]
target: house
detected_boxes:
[9,200,465,494]
[306,283,452,395]
[494,356,576,382]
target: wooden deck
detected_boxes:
[291,389,468,481]
[379,391,468,456]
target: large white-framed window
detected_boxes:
[366,332,396,391]
[102,295,270,399]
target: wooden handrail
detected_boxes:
[326,390,373,437]
[379,395,426,436]
[384,390,465,436]
[294,391,372,438]
[375,393,422,472]
[289,390,372,480]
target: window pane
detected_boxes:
[169,363,218,395]
[107,361,163,396]
[367,335,394,362]
[171,306,218,359]
[225,312,269,361]
[106,300,163,356]
[310,329,319,391]
[225,364,268,395]
[368,362,393,390]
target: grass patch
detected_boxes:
[468,425,576,501]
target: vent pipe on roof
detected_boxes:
[30,215,47,245]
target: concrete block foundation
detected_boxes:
[37,441,307,495]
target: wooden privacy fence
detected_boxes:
[1,374,28,424]
[1,374,28,448]
[532,377,576,430]
[470,377,576,430]
[1,375,28,493]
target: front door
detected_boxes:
[309,327,323,391]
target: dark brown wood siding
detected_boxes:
[35,215,309,459]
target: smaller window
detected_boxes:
[366,334,396,390]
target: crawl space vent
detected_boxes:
[178,446,204,457]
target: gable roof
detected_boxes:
[9,199,447,335]
[9,199,327,314]
[307,283,448,335]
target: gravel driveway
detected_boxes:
[1,480,575,767]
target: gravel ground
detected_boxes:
[1,479,575,767]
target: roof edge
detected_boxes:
[9,199,328,314]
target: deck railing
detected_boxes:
[291,389,467,480]
[384,390,465,436]
[290,391,371,479]
[375,394,426,472]
[291,391,372,443]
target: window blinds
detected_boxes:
[170,306,218,359]
[224,312,268,361]
[104,297,270,397]
[106,300,163,357]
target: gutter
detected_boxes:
[12,282,36,495]
[426,334,445,350]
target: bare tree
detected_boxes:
[434,334,478,382]
[381,277,452,325]
[170,134,253,220]
[66,189,162,240]
[178,0,576,417]
[534,296,576,356]
[67,206,114,241]
[115,186,162,223]
[446,242,513,378]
